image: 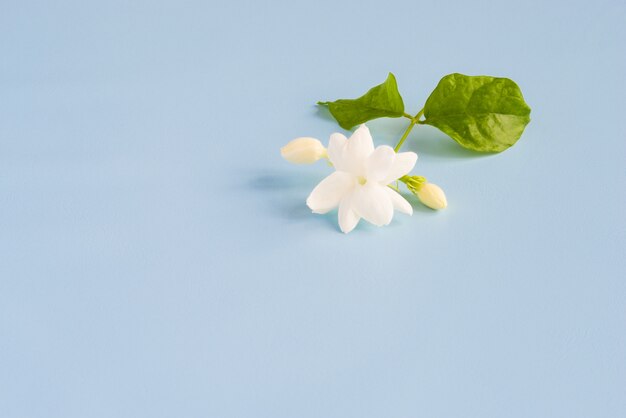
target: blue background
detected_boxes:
[1,1,625,417]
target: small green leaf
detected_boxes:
[318,73,405,130]
[399,175,427,194]
[423,73,531,152]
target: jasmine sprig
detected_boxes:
[281,126,448,233]
[279,72,531,233]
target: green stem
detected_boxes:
[394,108,425,152]
[394,120,416,152]
[387,183,400,192]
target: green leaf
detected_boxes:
[399,175,427,194]
[318,73,405,130]
[422,73,531,152]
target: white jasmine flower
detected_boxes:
[281,137,327,164]
[306,125,417,233]
[416,183,447,210]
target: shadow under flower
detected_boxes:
[248,170,449,234]
[248,172,308,191]
[247,170,338,231]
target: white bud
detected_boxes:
[417,183,447,210]
[280,137,327,164]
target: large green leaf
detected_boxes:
[423,73,531,152]
[318,73,405,130]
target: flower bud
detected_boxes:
[280,137,327,164]
[417,183,447,210]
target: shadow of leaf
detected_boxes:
[313,104,336,123]
[403,125,497,160]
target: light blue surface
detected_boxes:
[1,1,625,417]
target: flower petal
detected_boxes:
[385,187,413,215]
[347,124,375,155]
[366,145,396,182]
[327,132,348,170]
[383,152,418,184]
[352,183,394,226]
[338,192,360,233]
[343,124,375,176]
[306,171,355,214]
